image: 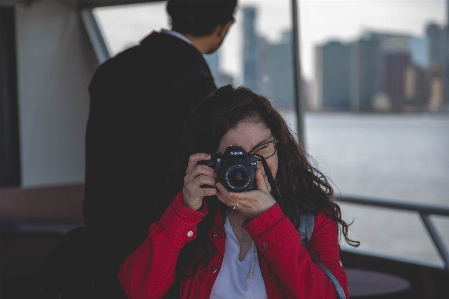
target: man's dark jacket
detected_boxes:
[83,32,216,297]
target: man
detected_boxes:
[83,0,237,297]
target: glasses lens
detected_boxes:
[252,140,276,159]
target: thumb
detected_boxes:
[255,168,269,192]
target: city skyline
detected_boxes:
[95,0,446,81]
[299,0,445,80]
[313,22,447,112]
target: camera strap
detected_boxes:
[253,154,281,200]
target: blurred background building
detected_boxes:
[312,23,447,113]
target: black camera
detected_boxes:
[198,145,258,192]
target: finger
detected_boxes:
[183,177,217,206]
[195,165,217,178]
[216,182,244,202]
[216,188,254,217]
[216,193,241,212]
[217,184,251,212]
[184,175,215,198]
[216,183,234,207]
[216,182,227,195]
[186,153,211,174]
[184,165,216,186]
[215,191,228,205]
[256,162,270,191]
[255,168,269,192]
[216,191,232,207]
[263,170,272,192]
[193,175,216,189]
[197,186,217,197]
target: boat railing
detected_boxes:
[335,194,449,270]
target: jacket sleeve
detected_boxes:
[118,192,208,299]
[244,204,348,299]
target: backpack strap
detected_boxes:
[298,214,314,247]
[314,261,347,299]
[298,214,346,299]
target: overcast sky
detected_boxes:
[95,0,446,81]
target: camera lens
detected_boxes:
[224,163,254,191]
[228,167,249,187]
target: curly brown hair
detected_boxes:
[167,85,359,279]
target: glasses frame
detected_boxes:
[248,139,278,160]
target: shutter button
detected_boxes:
[261,243,268,250]
[211,267,217,273]
[187,231,193,238]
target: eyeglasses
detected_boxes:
[248,139,278,160]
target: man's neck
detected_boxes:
[160,29,190,44]
[183,33,214,54]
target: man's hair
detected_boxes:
[166,0,237,37]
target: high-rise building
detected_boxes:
[404,65,428,104]
[409,37,429,68]
[426,23,444,68]
[204,51,234,87]
[349,33,382,110]
[349,31,413,111]
[383,52,411,102]
[428,67,444,110]
[204,51,219,74]
[269,31,295,109]
[255,36,272,98]
[242,7,295,109]
[315,41,350,110]
[444,1,449,108]
[242,6,259,92]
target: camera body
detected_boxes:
[198,145,258,192]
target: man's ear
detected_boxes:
[216,20,234,39]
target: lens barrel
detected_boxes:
[221,161,256,192]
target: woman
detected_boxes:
[118,85,359,299]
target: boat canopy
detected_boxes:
[0,0,158,8]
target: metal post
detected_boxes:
[291,0,305,146]
[419,212,449,270]
[80,9,110,64]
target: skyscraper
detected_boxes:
[315,41,350,110]
[241,7,295,109]
[269,31,295,109]
[383,52,411,102]
[349,33,382,110]
[409,37,429,68]
[426,23,444,68]
[242,6,259,92]
[349,31,413,111]
[204,51,234,87]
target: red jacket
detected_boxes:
[118,192,349,299]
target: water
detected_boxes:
[283,111,449,265]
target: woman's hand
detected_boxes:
[182,153,217,210]
[216,165,276,218]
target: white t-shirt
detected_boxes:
[209,217,268,299]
